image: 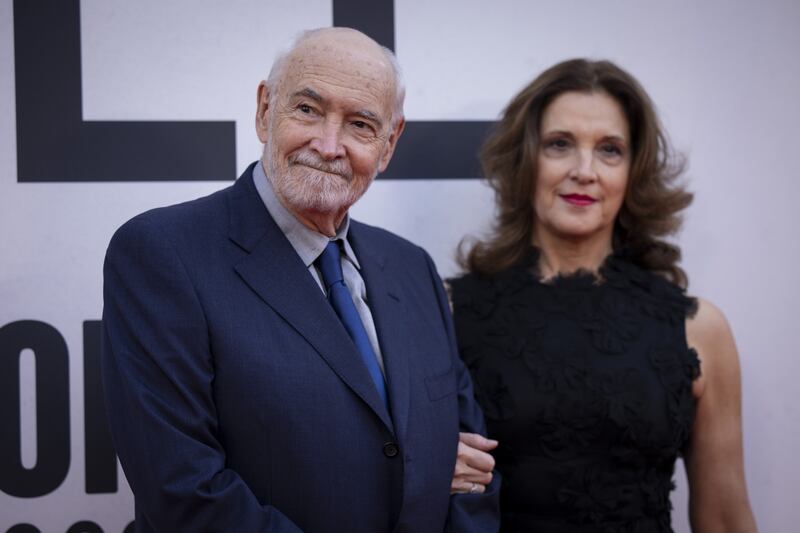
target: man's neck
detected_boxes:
[289,207,348,238]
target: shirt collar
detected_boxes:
[253,161,361,269]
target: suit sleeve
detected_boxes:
[421,251,501,533]
[102,216,303,533]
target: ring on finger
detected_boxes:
[469,482,480,494]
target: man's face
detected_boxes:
[256,32,403,218]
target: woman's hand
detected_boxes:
[451,432,498,494]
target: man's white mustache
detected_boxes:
[289,152,351,178]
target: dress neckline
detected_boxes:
[516,246,637,288]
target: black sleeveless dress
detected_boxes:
[450,249,699,533]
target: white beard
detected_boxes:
[265,133,375,214]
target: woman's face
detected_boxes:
[533,90,631,247]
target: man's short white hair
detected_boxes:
[265,28,405,128]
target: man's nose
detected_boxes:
[309,121,346,160]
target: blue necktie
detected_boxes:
[316,241,389,412]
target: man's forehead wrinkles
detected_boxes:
[292,61,389,87]
[283,68,393,123]
[289,79,384,106]
[291,87,323,102]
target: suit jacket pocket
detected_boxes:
[425,369,456,401]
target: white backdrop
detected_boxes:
[1,0,798,531]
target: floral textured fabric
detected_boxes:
[449,249,700,533]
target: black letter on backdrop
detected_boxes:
[66,521,104,533]
[7,525,40,533]
[333,0,395,50]
[0,321,70,497]
[332,0,490,179]
[14,0,490,181]
[84,321,117,493]
[13,0,235,182]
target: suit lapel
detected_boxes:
[227,166,393,430]
[349,223,412,442]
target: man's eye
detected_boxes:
[352,121,376,135]
[298,104,312,114]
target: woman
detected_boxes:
[448,59,757,532]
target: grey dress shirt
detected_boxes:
[252,161,385,374]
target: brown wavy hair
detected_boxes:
[460,58,693,287]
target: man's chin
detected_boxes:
[272,169,374,215]
[282,188,356,214]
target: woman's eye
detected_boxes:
[600,144,622,156]
[546,138,569,149]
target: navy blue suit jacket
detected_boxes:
[102,163,499,532]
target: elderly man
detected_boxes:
[102,27,498,532]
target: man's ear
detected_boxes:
[378,117,406,173]
[255,81,271,143]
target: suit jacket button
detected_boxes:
[383,442,399,458]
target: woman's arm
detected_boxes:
[684,297,757,532]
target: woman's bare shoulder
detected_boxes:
[686,297,740,399]
[687,297,733,345]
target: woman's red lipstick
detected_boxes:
[560,193,596,206]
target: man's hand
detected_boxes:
[451,432,498,494]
